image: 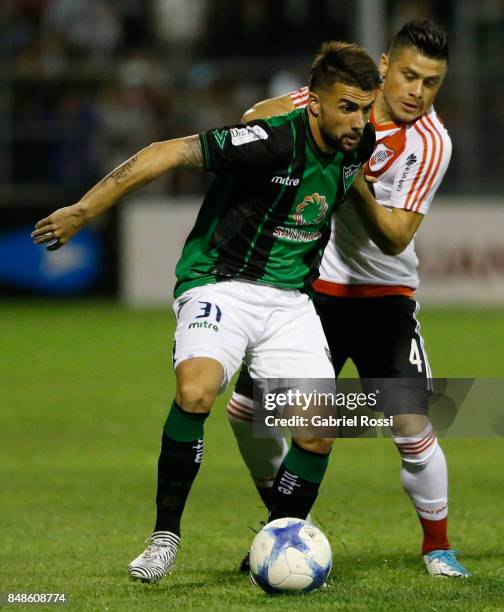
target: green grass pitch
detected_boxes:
[1,302,503,611]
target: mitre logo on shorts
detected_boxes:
[368,143,395,173]
[230,125,269,146]
[293,193,328,226]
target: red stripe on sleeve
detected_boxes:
[404,124,429,210]
[412,115,444,212]
[409,117,438,212]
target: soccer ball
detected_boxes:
[249,517,332,594]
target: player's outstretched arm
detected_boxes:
[350,170,424,255]
[31,135,204,249]
[241,94,295,122]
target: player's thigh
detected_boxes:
[172,284,249,394]
[352,297,431,417]
[249,293,335,380]
[249,295,337,449]
[352,296,431,379]
[234,362,254,399]
[313,293,353,375]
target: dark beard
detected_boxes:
[319,125,342,152]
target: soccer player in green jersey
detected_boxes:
[32,42,381,583]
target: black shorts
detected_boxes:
[235,293,431,416]
[313,293,430,379]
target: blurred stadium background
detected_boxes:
[2,2,504,609]
[1,0,503,303]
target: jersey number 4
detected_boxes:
[409,338,423,372]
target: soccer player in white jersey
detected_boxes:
[228,20,470,578]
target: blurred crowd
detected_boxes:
[2,0,504,200]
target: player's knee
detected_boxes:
[393,419,438,466]
[176,380,215,413]
[390,414,429,437]
[295,436,334,455]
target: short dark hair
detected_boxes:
[309,41,381,93]
[389,19,449,64]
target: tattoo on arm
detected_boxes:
[180,136,204,169]
[100,155,139,186]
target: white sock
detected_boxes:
[227,392,288,487]
[394,423,448,520]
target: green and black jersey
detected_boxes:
[174,108,371,298]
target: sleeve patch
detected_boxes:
[230,125,269,146]
[213,129,229,150]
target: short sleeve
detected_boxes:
[389,117,452,215]
[199,119,293,174]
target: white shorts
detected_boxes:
[172,280,335,392]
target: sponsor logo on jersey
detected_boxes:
[342,163,361,192]
[230,125,269,146]
[272,192,328,242]
[271,175,300,186]
[294,193,328,226]
[396,153,418,192]
[368,143,395,173]
[273,227,321,242]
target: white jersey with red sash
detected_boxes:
[289,86,452,296]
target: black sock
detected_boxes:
[154,402,208,535]
[268,441,330,521]
[268,467,320,521]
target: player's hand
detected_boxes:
[352,168,376,196]
[31,203,87,251]
[356,122,376,163]
[352,168,367,190]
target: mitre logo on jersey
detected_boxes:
[230,125,269,146]
[294,193,328,226]
[368,143,395,173]
[271,175,300,187]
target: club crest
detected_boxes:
[294,193,329,226]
